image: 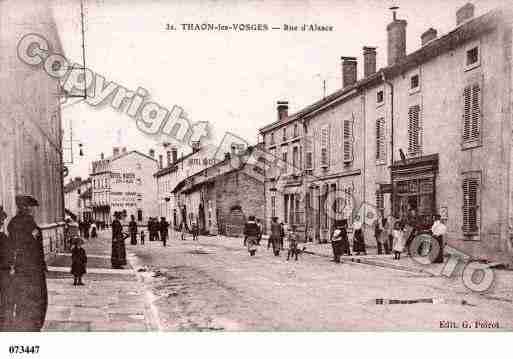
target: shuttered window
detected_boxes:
[376,191,384,213]
[463,83,481,144]
[343,117,354,163]
[281,150,288,174]
[376,117,385,161]
[304,135,313,170]
[408,105,422,156]
[462,176,480,236]
[320,126,330,167]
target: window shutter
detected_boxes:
[320,126,330,167]
[462,177,480,234]
[304,135,313,170]
[343,116,354,163]
[376,117,385,161]
[408,105,421,156]
[471,83,481,140]
[463,85,472,141]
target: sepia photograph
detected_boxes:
[0,0,512,356]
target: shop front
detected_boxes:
[391,154,438,230]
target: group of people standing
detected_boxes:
[0,195,48,332]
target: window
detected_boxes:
[282,151,288,174]
[343,117,354,163]
[410,74,419,90]
[408,105,422,156]
[284,195,289,224]
[376,117,386,162]
[320,126,330,167]
[293,124,299,137]
[271,196,276,218]
[159,154,163,169]
[377,90,384,104]
[462,83,482,147]
[270,132,275,145]
[292,146,299,172]
[166,151,171,166]
[282,127,287,141]
[462,174,481,237]
[466,47,479,67]
[304,136,313,170]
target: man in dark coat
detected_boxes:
[128,215,138,245]
[0,206,14,331]
[71,238,87,286]
[7,195,48,331]
[269,217,282,256]
[159,217,169,246]
[111,213,127,268]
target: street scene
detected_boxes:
[1,0,513,337]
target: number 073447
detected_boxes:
[8,345,40,354]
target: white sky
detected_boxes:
[50,0,508,179]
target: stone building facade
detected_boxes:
[174,146,265,236]
[0,0,66,258]
[259,3,513,262]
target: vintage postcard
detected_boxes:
[1,1,513,351]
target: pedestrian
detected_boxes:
[330,220,345,263]
[128,215,138,245]
[430,214,447,263]
[153,218,161,242]
[380,217,390,254]
[140,230,145,245]
[111,212,127,269]
[7,194,48,331]
[181,222,187,241]
[374,215,384,255]
[352,216,366,255]
[160,217,169,246]
[0,206,14,331]
[256,219,262,245]
[147,218,153,241]
[269,217,282,256]
[385,215,395,254]
[243,215,259,256]
[83,220,90,240]
[405,208,420,254]
[279,222,285,251]
[90,222,97,238]
[392,221,405,260]
[286,225,299,261]
[191,221,198,241]
[71,238,87,286]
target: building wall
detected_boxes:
[110,152,158,223]
[0,0,65,258]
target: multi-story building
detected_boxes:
[78,178,92,222]
[0,0,66,257]
[90,147,158,225]
[154,142,218,228]
[64,177,83,219]
[259,3,513,262]
[173,145,265,236]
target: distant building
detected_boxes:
[154,141,218,228]
[64,177,83,220]
[0,0,66,257]
[173,145,265,236]
[78,178,92,222]
[90,147,158,225]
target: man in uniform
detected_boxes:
[7,195,48,331]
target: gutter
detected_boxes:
[381,71,394,211]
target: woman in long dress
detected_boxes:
[111,213,127,268]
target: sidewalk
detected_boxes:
[43,233,157,331]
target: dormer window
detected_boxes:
[377,90,384,105]
[465,41,480,71]
[410,74,419,90]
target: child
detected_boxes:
[140,230,145,245]
[392,222,405,260]
[71,238,87,286]
[286,225,299,261]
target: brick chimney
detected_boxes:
[421,28,437,46]
[149,148,155,158]
[341,57,357,87]
[387,7,407,66]
[456,3,474,26]
[113,147,120,156]
[363,47,377,77]
[277,101,288,121]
